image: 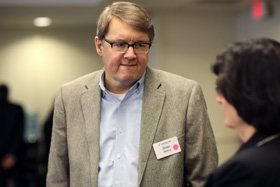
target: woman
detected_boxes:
[205,38,280,187]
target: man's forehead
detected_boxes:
[106,18,149,41]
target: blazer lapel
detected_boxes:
[80,74,101,186]
[138,67,166,185]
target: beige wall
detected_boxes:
[0,28,103,127]
[1,0,280,164]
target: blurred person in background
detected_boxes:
[0,84,25,187]
[204,38,280,187]
[38,104,54,187]
[43,105,54,170]
[47,1,218,186]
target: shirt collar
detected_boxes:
[99,69,146,97]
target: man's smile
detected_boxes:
[120,63,137,66]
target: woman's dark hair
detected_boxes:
[212,38,280,134]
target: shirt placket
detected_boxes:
[113,100,126,186]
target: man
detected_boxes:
[0,84,25,187]
[47,1,218,187]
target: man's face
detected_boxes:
[95,17,150,93]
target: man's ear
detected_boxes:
[95,36,103,56]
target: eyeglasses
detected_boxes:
[102,38,151,54]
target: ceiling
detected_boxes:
[0,0,255,28]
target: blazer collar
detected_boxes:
[80,70,103,186]
[237,131,270,154]
[138,67,166,185]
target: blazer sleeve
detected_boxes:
[46,86,70,187]
[185,83,218,187]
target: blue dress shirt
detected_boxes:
[98,70,146,187]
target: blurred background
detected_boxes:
[0,0,279,186]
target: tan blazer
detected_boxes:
[47,67,218,187]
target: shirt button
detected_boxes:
[119,128,123,133]
[120,103,124,107]
[115,180,119,185]
[117,154,121,159]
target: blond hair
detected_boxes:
[96,1,154,42]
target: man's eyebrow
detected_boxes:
[113,38,149,43]
[136,40,150,43]
[112,40,126,43]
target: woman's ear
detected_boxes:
[95,36,103,56]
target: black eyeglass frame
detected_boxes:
[102,37,152,54]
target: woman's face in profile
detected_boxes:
[216,94,247,129]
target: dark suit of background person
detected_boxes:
[47,1,218,187]
[43,107,54,165]
[0,85,25,187]
[204,38,280,187]
[39,105,54,187]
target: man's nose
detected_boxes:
[124,45,136,58]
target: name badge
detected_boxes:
[153,136,181,159]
